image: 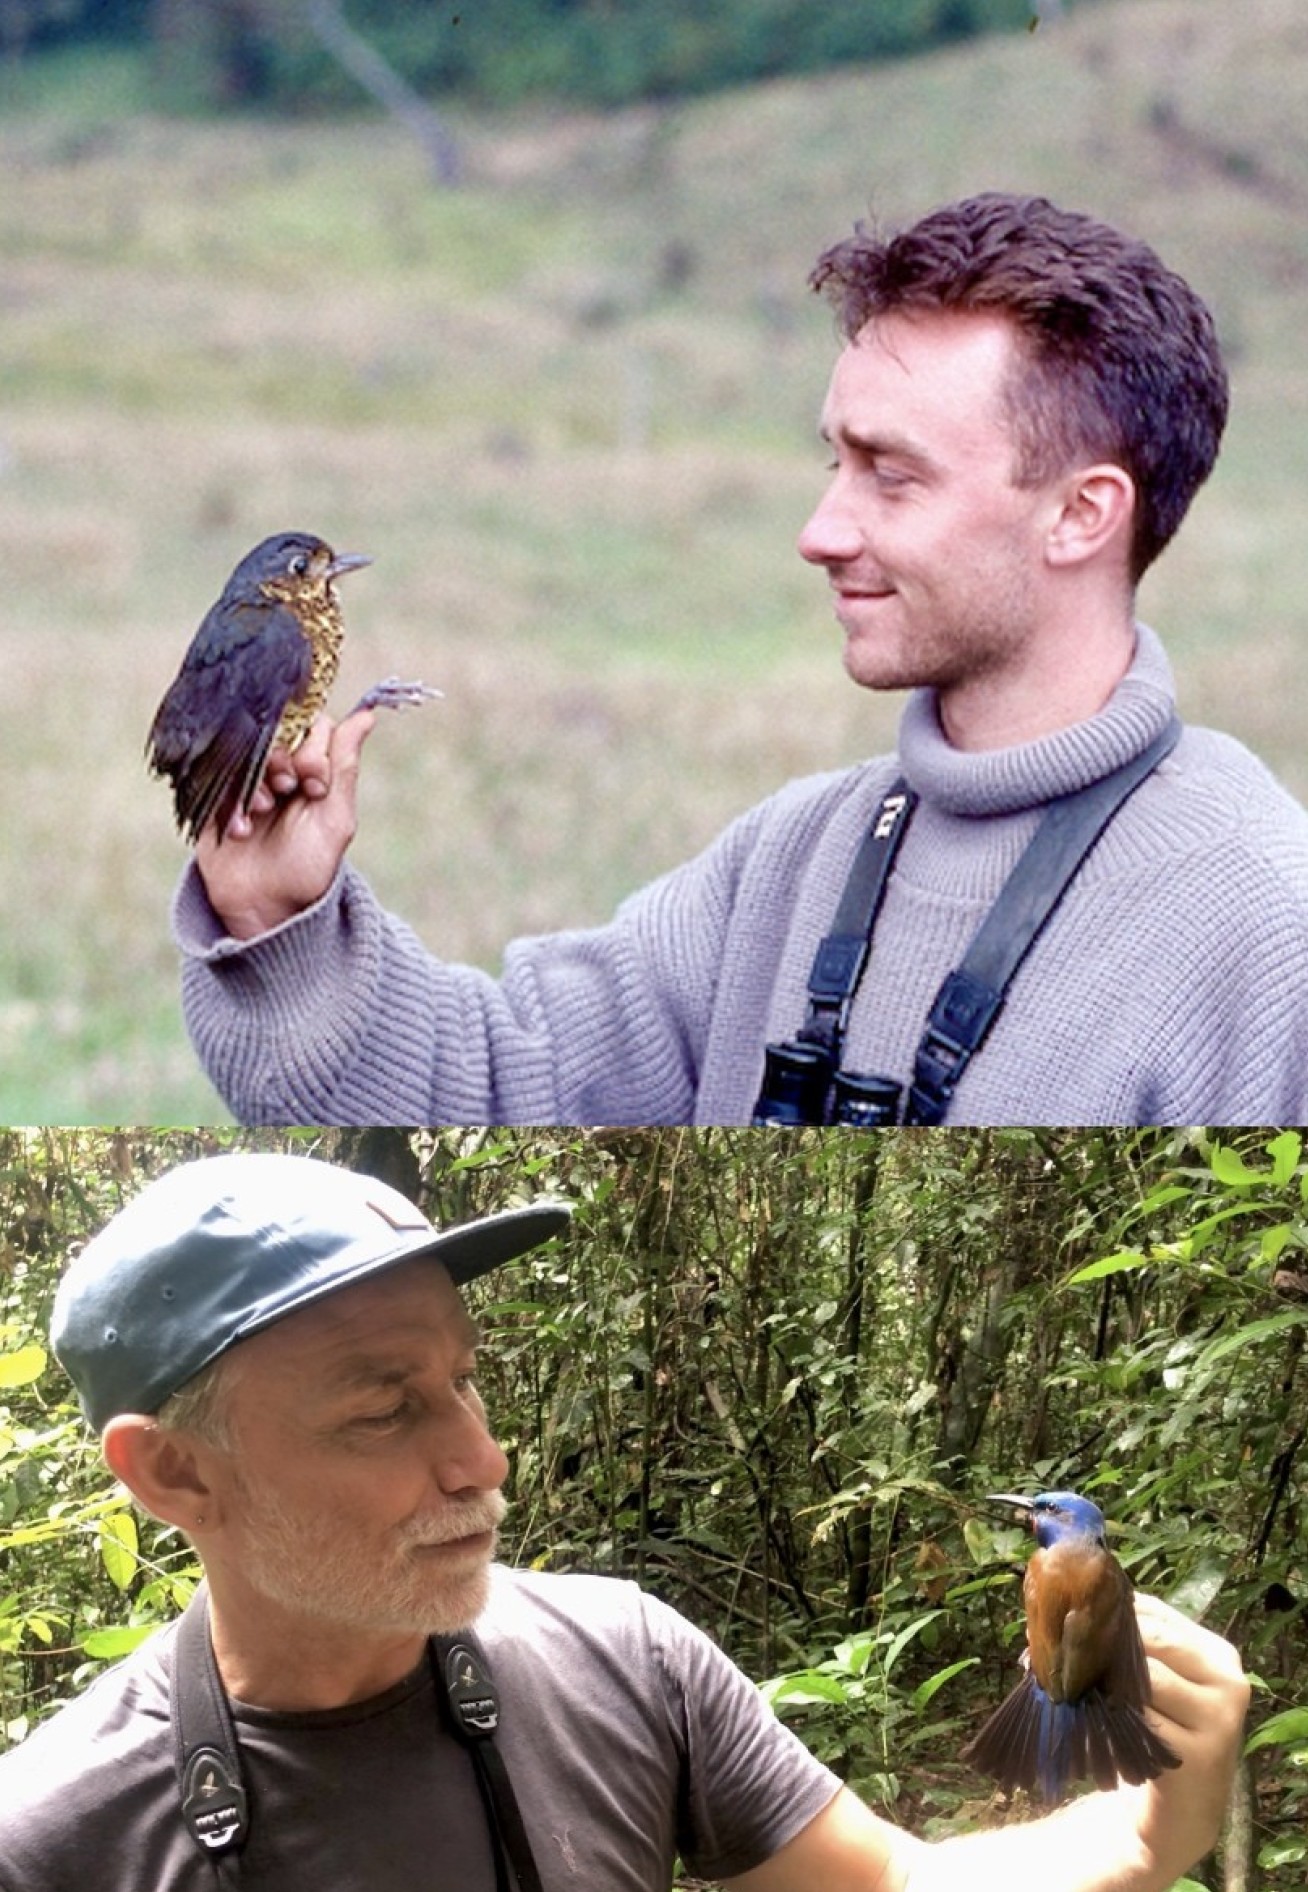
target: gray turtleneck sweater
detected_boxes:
[173,626,1308,1125]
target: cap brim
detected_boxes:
[418,1202,574,1285]
[225,1199,574,1357]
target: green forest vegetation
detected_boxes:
[0,1126,1304,1886]
[7,0,1054,108]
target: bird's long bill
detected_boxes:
[984,1492,1036,1516]
[326,552,372,580]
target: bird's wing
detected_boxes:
[1101,1561,1152,1707]
[1057,1547,1135,1704]
[147,597,312,843]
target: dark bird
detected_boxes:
[147,531,438,844]
[961,1490,1181,1803]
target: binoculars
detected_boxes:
[750,1039,904,1127]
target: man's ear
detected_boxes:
[1045,463,1136,570]
[102,1415,219,1532]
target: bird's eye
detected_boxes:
[288,553,308,576]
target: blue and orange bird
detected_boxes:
[962,1490,1181,1803]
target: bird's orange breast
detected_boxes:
[1023,1538,1126,1703]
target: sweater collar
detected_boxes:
[895,623,1178,818]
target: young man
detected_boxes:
[0,1154,1248,1890]
[172,194,1308,1124]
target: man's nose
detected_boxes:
[434,1398,509,1495]
[797,477,863,567]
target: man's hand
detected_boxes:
[1128,1593,1251,1881]
[193,709,375,941]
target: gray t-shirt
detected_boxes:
[0,1566,839,1890]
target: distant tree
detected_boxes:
[1,0,148,59]
[11,0,1073,109]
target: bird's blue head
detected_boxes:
[987,1489,1107,1550]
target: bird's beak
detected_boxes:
[325,551,372,580]
[984,1493,1035,1516]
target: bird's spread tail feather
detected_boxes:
[962,1670,1181,1804]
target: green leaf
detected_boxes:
[761,1670,851,1708]
[962,1517,994,1563]
[1266,1130,1302,1185]
[1186,1202,1266,1252]
[1133,1184,1191,1217]
[1244,1706,1308,1754]
[1066,1249,1148,1285]
[1194,1309,1308,1371]
[80,1622,160,1659]
[1257,1839,1307,1870]
[1166,1557,1229,1620]
[881,1610,944,1681]
[831,1634,875,1678]
[1209,1144,1266,1188]
[1258,1223,1298,1267]
[0,1345,47,1390]
[910,1657,979,1709]
[98,1511,139,1592]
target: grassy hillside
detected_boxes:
[2,0,1307,1119]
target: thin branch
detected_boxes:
[304,0,460,184]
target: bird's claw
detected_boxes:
[351,676,444,714]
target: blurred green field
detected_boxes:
[2,0,1307,1120]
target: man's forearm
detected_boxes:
[904,1785,1187,1892]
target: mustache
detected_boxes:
[399,1489,507,1548]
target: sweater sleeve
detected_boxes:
[172,807,772,1125]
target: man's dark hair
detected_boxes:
[810,192,1228,580]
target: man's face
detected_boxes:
[209,1258,509,1638]
[798,309,1065,708]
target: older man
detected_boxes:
[0,1154,1247,1889]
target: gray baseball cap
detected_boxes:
[52,1153,572,1431]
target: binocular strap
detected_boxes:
[170,1586,543,1891]
[906,713,1182,1122]
[755,714,1182,1124]
[798,776,918,1058]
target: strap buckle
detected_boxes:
[440,1639,499,1740]
[181,1746,249,1855]
[907,970,1003,1125]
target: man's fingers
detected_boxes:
[1135,1593,1244,1676]
[331,706,378,784]
[1134,1593,1250,1736]
[287,719,334,796]
[253,721,336,806]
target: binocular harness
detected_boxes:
[172,1585,543,1891]
[752,716,1182,1127]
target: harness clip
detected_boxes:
[182,1744,249,1854]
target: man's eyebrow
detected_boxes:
[327,1359,412,1394]
[321,1318,484,1393]
[819,420,936,467]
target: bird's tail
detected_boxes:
[962,1669,1181,1804]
